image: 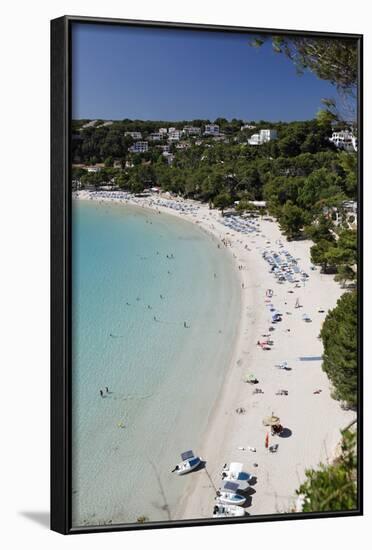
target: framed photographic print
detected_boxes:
[51,15,363,534]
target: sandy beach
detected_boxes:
[74,190,356,519]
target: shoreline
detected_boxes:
[74,190,356,519]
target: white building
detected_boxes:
[343,200,358,218]
[159,128,168,135]
[247,133,261,145]
[204,124,220,136]
[240,124,256,131]
[329,130,357,152]
[248,129,277,145]
[125,131,142,140]
[323,200,357,228]
[149,133,163,141]
[158,144,171,153]
[98,121,114,128]
[168,130,181,142]
[129,141,149,153]
[81,120,98,129]
[183,126,201,136]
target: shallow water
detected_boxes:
[71,200,240,526]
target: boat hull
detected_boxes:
[216,494,246,506]
[174,457,201,475]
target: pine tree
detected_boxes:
[320,291,358,407]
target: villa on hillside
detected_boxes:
[80,120,99,129]
[329,130,357,152]
[183,126,201,136]
[204,124,220,136]
[241,124,256,131]
[125,131,142,140]
[322,200,358,229]
[158,144,171,153]
[168,129,182,142]
[149,132,164,141]
[248,129,277,145]
[129,141,149,153]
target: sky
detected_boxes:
[72,23,341,122]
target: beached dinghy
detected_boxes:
[222,462,253,486]
[172,450,201,475]
[216,481,247,506]
[213,504,246,518]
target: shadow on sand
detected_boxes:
[193,460,207,472]
[279,427,293,438]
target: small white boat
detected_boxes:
[216,481,247,506]
[172,450,201,475]
[213,504,246,518]
[221,462,253,490]
[222,462,252,478]
[216,492,246,507]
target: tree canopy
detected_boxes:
[320,290,358,408]
[251,36,358,92]
[297,429,357,512]
[251,36,358,121]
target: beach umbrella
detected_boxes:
[263,414,280,426]
[245,373,257,383]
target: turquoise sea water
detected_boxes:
[71,200,240,526]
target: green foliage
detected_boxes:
[310,228,357,281]
[251,37,357,92]
[250,37,357,122]
[310,239,336,273]
[297,168,344,209]
[297,429,357,512]
[338,151,358,197]
[305,216,335,243]
[278,201,307,239]
[104,156,114,167]
[320,291,358,407]
[213,191,233,213]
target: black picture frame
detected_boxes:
[51,15,363,535]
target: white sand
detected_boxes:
[75,190,356,518]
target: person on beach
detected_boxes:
[100,390,104,398]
